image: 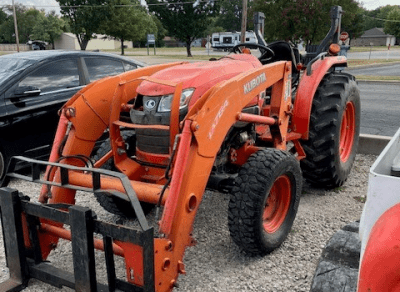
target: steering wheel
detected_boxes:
[232,43,275,63]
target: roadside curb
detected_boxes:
[357,134,392,155]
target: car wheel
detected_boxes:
[93,131,154,218]
[0,147,11,187]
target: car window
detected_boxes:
[0,58,36,73]
[124,62,138,72]
[85,58,125,82]
[19,59,80,93]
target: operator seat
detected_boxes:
[266,41,300,84]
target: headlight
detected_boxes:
[157,88,195,112]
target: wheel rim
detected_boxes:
[340,101,356,163]
[262,175,291,233]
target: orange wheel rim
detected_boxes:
[262,175,291,233]
[340,101,356,163]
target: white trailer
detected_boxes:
[211,31,257,51]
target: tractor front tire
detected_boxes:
[93,131,153,218]
[228,149,302,256]
[301,72,360,189]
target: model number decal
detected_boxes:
[208,100,229,139]
[243,73,266,94]
[285,80,291,101]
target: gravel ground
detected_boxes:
[0,154,376,292]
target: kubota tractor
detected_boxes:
[0,6,360,292]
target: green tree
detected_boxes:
[152,15,167,47]
[0,8,6,24]
[147,0,219,57]
[32,11,65,49]
[56,0,112,50]
[101,0,156,55]
[0,5,45,44]
[384,7,400,40]
[204,17,224,38]
[252,0,362,44]
[340,0,364,39]
[0,9,7,43]
[22,8,46,41]
[344,8,365,40]
[215,0,242,32]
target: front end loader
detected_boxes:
[0,6,360,292]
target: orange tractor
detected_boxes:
[0,6,359,292]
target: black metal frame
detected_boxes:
[303,5,343,69]
[0,155,156,291]
[0,188,155,292]
[5,156,149,231]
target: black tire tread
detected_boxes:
[301,72,360,188]
[228,149,302,256]
[93,131,153,218]
[310,221,360,292]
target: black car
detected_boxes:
[0,50,144,184]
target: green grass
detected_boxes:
[354,75,400,81]
[347,59,400,67]
[349,46,398,52]
[333,186,346,193]
[353,196,366,203]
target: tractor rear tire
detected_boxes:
[93,131,153,218]
[228,149,302,256]
[301,72,360,188]
[310,221,360,292]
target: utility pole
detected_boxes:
[12,0,20,52]
[241,0,248,43]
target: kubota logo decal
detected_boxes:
[208,100,229,139]
[243,73,266,94]
[145,99,156,110]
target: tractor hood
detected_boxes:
[136,54,262,107]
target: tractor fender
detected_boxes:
[358,203,400,291]
[292,56,347,139]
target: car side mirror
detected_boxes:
[12,86,41,98]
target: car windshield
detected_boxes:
[0,58,36,74]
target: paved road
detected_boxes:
[358,82,400,137]
[346,63,400,76]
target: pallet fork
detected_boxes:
[0,157,155,292]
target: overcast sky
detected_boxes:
[0,0,398,14]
